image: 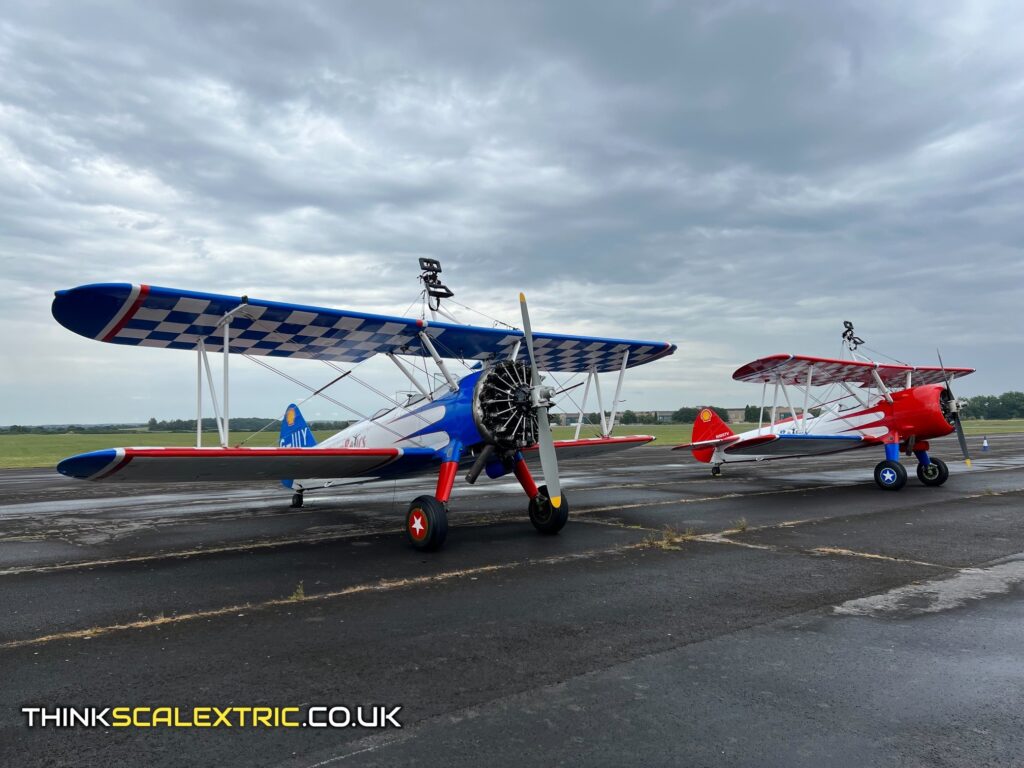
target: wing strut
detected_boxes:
[606,350,630,435]
[592,366,609,436]
[780,382,798,433]
[770,381,779,434]
[193,302,249,447]
[757,381,766,432]
[418,332,459,392]
[388,353,431,399]
[870,369,894,404]
[840,382,869,408]
[801,366,813,433]
[573,369,594,441]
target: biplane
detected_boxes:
[675,323,974,491]
[51,260,675,550]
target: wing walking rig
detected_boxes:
[52,262,676,551]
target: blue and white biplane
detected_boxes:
[52,263,675,550]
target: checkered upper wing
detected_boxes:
[732,354,974,388]
[52,283,675,373]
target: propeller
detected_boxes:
[937,349,971,467]
[519,293,562,508]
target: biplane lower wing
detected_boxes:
[723,433,869,457]
[57,446,440,484]
[541,435,654,460]
[58,436,653,485]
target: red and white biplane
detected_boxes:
[675,324,975,491]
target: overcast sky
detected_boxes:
[1,0,1022,425]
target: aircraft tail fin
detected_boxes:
[689,408,734,463]
[279,403,317,448]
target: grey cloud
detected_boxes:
[1,0,1022,422]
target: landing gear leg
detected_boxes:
[290,491,304,508]
[513,455,569,534]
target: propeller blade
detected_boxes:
[519,293,561,507]
[936,349,953,392]
[954,415,972,467]
[938,348,971,467]
[519,293,539,387]
[535,403,561,507]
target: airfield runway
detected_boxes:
[2,435,1024,767]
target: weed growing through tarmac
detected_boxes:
[731,517,748,532]
[645,526,698,551]
[289,581,305,601]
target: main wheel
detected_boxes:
[290,492,304,508]
[529,484,569,534]
[710,465,722,478]
[874,460,908,491]
[917,457,949,487]
[406,495,448,551]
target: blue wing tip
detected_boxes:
[51,283,135,339]
[57,449,118,479]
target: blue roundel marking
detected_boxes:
[880,468,898,485]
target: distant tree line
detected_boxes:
[618,411,662,425]
[143,417,351,432]
[2,423,147,434]
[1,417,351,434]
[670,406,732,423]
[963,392,1024,420]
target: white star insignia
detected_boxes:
[881,469,896,483]
[411,514,425,535]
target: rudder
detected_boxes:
[280,403,317,448]
[691,408,734,463]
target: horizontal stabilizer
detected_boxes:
[672,435,741,451]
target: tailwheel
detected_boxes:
[406,495,449,551]
[290,492,304,509]
[529,484,569,535]
[874,460,907,491]
[710,465,722,478]
[917,457,949,487]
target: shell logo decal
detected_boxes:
[286,407,296,427]
[700,409,713,423]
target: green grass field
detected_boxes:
[1,420,1020,469]
[0,431,336,469]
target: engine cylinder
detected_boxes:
[472,360,538,450]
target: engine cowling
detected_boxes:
[889,384,957,439]
[472,360,539,450]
